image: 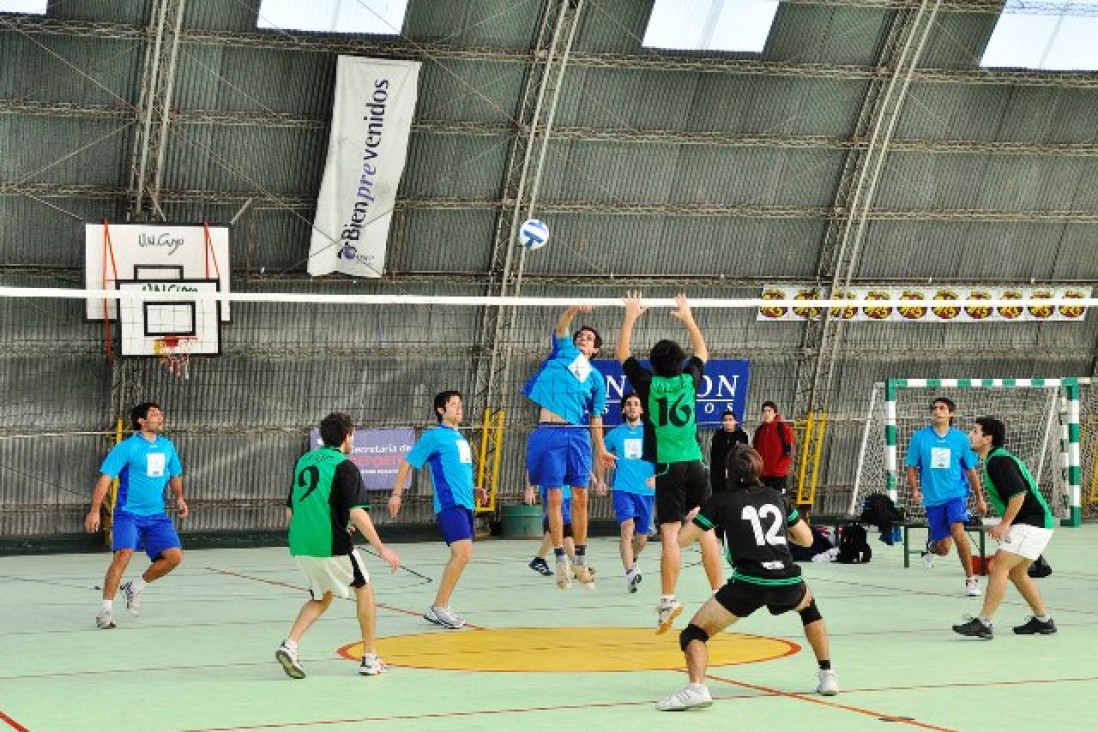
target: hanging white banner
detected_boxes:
[308,56,421,277]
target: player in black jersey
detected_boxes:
[656,445,838,711]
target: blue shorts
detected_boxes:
[541,496,573,533]
[437,505,475,545]
[527,425,592,489]
[112,511,181,560]
[926,496,969,542]
[613,491,654,534]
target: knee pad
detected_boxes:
[563,522,574,539]
[679,623,709,652]
[798,599,822,626]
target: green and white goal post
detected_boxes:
[853,378,1085,528]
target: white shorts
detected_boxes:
[294,549,370,600]
[997,524,1053,561]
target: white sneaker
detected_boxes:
[965,577,981,597]
[359,653,387,676]
[120,581,141,616]
[817,669,839,696]
[275,642,305,679]
[921,551,936,569]
[626,568,642,594]
[95,608,116,630]
[656,683,712,711]
[424,605,466,629]
[573,563,596,589]
[656,598,684,635]
[555,560,572,590]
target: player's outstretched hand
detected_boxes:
[670,292,694,323]
[380,546,401,573]
[387,494,402,518]
[623,291,646,319]
[84,509,100,534]
[176,496,189,518]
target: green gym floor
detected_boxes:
[3,526,1096,732]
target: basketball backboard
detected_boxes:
[85,222,231,321]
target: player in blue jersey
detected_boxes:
[390,391,486,629]
[84,402,188,630]
[598,392,656,593]
[905,397,987,596]
[523,305,613,589]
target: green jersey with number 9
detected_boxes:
[287,445,371,557]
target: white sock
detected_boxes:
[1036,614,1051,622]
[283,639,298,651]
[979,616,992,626]
[130,577,147,593]
[101,599,112,613]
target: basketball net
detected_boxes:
[153,335,196,379]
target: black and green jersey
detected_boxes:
[286,446,371,557]
[693,485,803,585]
[983,447,1055,529]
[623,356,704,463]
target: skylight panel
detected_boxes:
[643,0,780,53]
[257,0,407,35]
[0,1,48,15]
[981,0,1098,71]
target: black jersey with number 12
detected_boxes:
[693,485,803,586]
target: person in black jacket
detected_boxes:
[708,408,748,545]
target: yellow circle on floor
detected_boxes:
[340,628,799,672]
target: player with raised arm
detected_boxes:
[618,292,722,633]
[523,305,612,589]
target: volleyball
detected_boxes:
[518,219,549,250]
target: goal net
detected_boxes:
[853,378,1083,527]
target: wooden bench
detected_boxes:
[902,521,989,575]
[805,511,989,574]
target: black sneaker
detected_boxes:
[952,617,993,640]
[1013,616,1057,635]
[528,557,553,577]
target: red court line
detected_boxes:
[178,699,682,731]
[705,675,955,731]
[0,711,30,732]
[204,567,485,629]
[158,673,1098,731]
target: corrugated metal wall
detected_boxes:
[3,1,1098,539]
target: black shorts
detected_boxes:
[655,460,710,525]
[714,578,806,618]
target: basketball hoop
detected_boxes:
[153,335,196,379]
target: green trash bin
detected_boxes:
[501,503,544,539]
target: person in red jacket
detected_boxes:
[752,401,794,493]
